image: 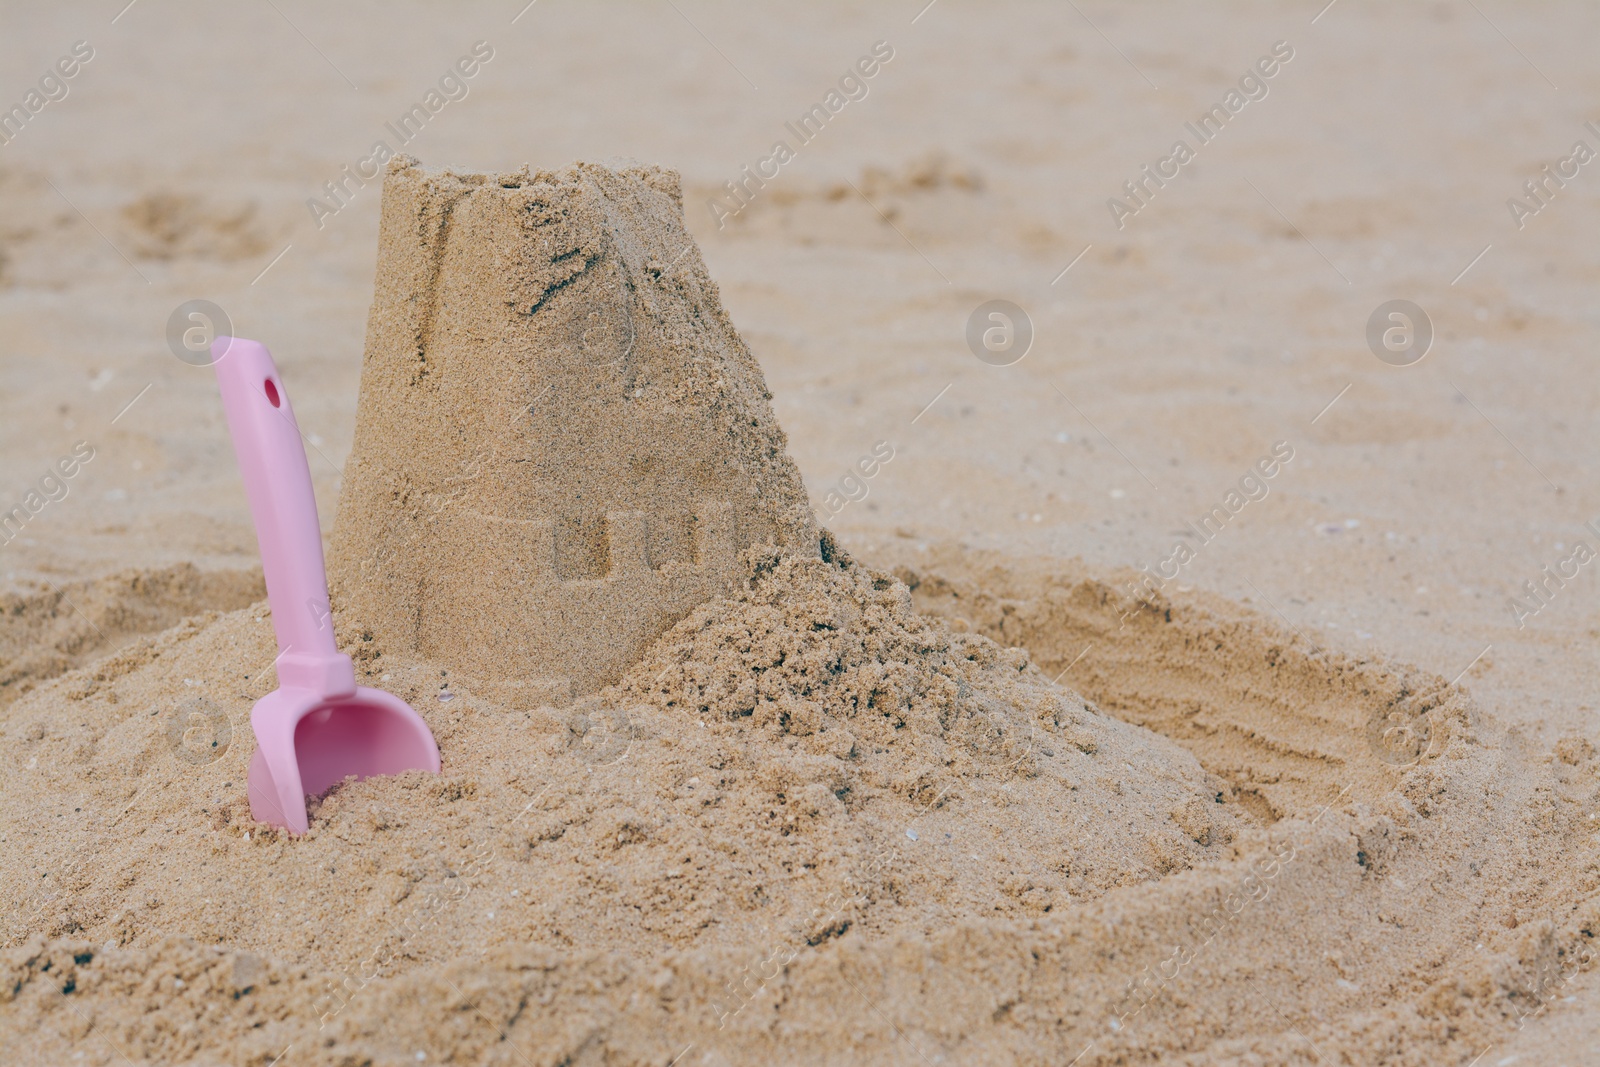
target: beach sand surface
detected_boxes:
[2,3,1598,1063]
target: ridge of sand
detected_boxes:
[328,158,819,704]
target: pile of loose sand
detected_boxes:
[0,542,1243,1063]
[3,549,1596,1066]
[2,161,1597,1066]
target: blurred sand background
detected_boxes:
[2,1,1598,1059]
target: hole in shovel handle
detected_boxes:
[264,378,281,407]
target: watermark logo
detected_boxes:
[1365,703,1431,767]
[166,299,232,366]
[568,705,637,766]
[1366,299,1432,366]
[966,300,1033,366]
[166,697,232,765]
[966,685,1038,771]
[1111,833,1298,1026]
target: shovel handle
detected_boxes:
[212,336,353,696]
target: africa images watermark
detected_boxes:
[1107,40,1295,230]
[966,300,1034,367]
[0,39,94,148]
[1117,441,1296,624]
[811,440,895,523]
[1507,517,1600,629]
[706,40,896,230]
[0,441,97,549]
[711,847,899,1030]
[305,40,495,230]
[311,835,495,1029]
[1366,299,1434,366]
[1506,118,1600,230]
[1111,832,1298,1028]
[310,704,636,1029]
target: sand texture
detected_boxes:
[3,549,1596,1065]
[2,179,1596,1063]
[329,160,819,703]
[4,2,1600,1062]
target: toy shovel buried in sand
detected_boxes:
[211,335,440,834]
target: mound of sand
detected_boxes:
[3,550,1596,1066]
[0,542,1237,959]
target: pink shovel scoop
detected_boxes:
[212,335,440,834]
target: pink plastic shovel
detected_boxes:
[212,335,440,834]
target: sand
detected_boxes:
[329,159,819,702]
[4,541,1597,1064]
[4,159,1598,1066]
[3,3,1600,1062]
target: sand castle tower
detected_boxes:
[328,158,820,703]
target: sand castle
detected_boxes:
[329,158,820,702]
